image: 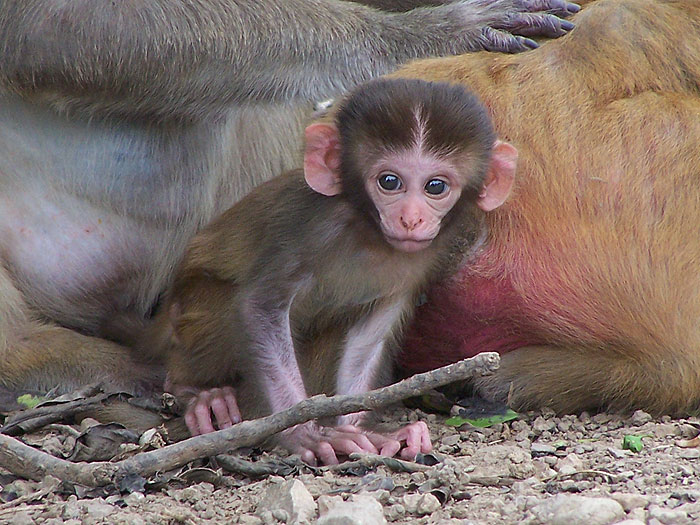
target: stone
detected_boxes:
[415,493,441,516]
[531,443,557,455]
[124,492,146,507]
[529,494,625,525]
[385,504,406,521]
[257,479,317,524]
[402,491,443,517]
[648,505,690,525]
[627,508,647,522]
[317,494,387,525]
[556,453,584,476]
[630,410,652,426]
[239,516,264,525]
[317,495,345,516]
[62,501,83,520]
[607,447,628,460]
[610,493,649,511]
[7,511,35,525]
[652,424,677,438]
[82,499,116,520]
[532,417,556,434]
[442,434,461,447]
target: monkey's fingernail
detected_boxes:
[523,38,539,49]
[232,416,241,424]
[566,2,581,13]
[561,20,575,30]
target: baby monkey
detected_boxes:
[148,78,517,465]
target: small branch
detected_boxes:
[1,394,112,436]
[465,475,516,487]
[543,469,619,483]
[328,452,430,473]
[0,352,499,488]
[215,455,299,478]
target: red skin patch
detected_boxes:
[400,268,546,374]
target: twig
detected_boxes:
[0,352,499,488]
[464,475,516,487]
[543,469,618,483]
[1,394,112,436]
[215,455,299,478]
[326,452,430,473]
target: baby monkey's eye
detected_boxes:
[425,178,448,195]
[378,172,402,191]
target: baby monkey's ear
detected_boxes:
[478,140,517,212]
[303,123,343,196]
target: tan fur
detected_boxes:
[156,171,444,417]
[393,0,700,415]
[0,0,570,400]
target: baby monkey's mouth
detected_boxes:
[384,235,434,253]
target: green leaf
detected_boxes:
[445,409,519,428]
[16,394,45,409]
[622,435,644,453]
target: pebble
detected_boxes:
[610,493,648,511]
[557,420,573,432]
[318,495,345,515]
[123,492,146,507]
[630,410,652,426]
[556,453,584,476]
[648,504,691,524]
[531,443,557,455]
[442,434,461,446]
[529,494,625,525]
[318,494,387,525]
[450,505,471,519]
[678,448,700,459]
[83,499,117,520]
[239,515,263,525]
[627,508,647,522]
[607,447,628,459]
[652,423,677,438]
[402,493,441,516]
[257,479,317,524]
[385,504,406,521]
[532,417,557,434]
[62,501,82,520]
[7,511,35,525]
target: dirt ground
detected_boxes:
[1,402,699,525]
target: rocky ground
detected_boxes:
[1,402,699,525]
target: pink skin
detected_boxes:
[365,148,464,252]
[170,379,431,464]
[165,379,242,436]
[303,123,517,254]
[277,421,432,466]
[168,129,514,460]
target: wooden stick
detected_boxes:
[0,352,499,487]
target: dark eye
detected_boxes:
[425,179,448,196]
[378,172,402,191]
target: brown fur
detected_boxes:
[394,0,700,415]
[150,79,496,421]
[0,0,573,403]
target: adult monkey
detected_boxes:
[0,1,577,401]
[396,0,700,416]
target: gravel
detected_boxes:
[1,407,699,524]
